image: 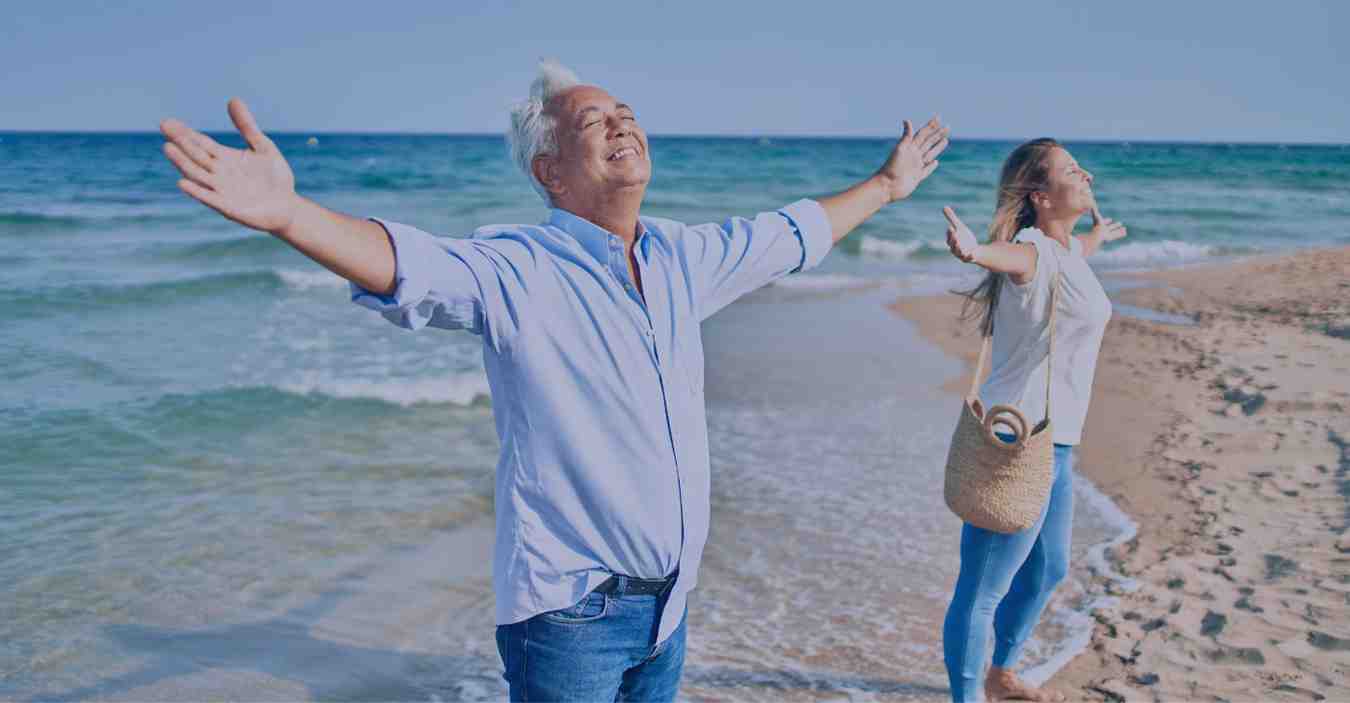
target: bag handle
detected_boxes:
[967,268,1062,426]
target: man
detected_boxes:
[160,59,948,702]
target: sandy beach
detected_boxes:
[890,247,1350,702]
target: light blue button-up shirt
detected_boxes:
[351,199,832,644]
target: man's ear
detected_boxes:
[532,155,564,201]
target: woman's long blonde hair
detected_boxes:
[959,138,1062,334]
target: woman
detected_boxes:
[941,138,1127,702]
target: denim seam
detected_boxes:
[520,618,530,703]
[955,530,997,699]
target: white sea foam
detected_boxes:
[859,236,930,259]
[276,268,348,290]
[278,371,491,407]
[1075,474,1142,592]
[1092,239,1219,267]
[769,273,880,291]
[897,271,983,296]
[1021,601,1098,687]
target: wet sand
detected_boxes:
[890,247,1350,702]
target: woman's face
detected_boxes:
[1034,147,1094,218]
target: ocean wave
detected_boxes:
[859,236,948,260]
[0,270,288,314]
[769,273,880,291]
[0,211,84,229]
[38,380,493,440]
[275,268,348,290]
[157,236,288,262]
[277,372,491,407]
[0,208,203,233]
[2,267,357,315]
[1091,239,1233,266]
[1158,205,1277,222]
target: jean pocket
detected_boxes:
[539,591,608,625]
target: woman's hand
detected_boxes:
[160,99,301,235]
[944,206,982,263]
[1090,206,1127,243]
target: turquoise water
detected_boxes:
[2,133,1347,700]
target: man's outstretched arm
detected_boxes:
[160,98,397,295]
[817,117,949,244]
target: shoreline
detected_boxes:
[888,246,1350,702]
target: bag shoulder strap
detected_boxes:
[967,269,1062,427]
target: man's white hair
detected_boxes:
[508,59,582,203]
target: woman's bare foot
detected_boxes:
[984,667,1067,702]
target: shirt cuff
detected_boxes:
[349,217,478,330]
[778,198,832,273]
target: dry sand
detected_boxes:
[890,247,1350,702]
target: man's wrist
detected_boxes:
[870,172,898,206]
[270,193,309,238]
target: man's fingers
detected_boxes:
[922,127,950,155]
[228,98,272,152]
[164,142,215,188]
[163,118,225,158]
[188,129,229,160]
[925,134,949,163]
[913,117,943,149]
[920,159,939,180]
[161,119,215,169]
[159,118,196,142]
[898,120,913,145]
[177,178,228,215]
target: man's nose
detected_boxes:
[1084,170,1094,185]
[608,115,631,137]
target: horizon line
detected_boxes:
[1,129,1347,147]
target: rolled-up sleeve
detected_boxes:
[681,198,833,321]
[349,218,488,334]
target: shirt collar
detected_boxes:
[546,208,651,265]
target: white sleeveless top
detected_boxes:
[978,228,1112,445]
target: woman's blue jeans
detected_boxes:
[942,442,1075,702]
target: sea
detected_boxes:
[3,132,1348,701]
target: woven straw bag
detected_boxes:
[943,272,1060,534]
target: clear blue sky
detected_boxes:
[6,1,1347,142]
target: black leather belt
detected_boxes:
[593,572,677,597]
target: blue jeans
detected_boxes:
[495,580,687,702]
[942,442,1075,702]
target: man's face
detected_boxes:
[540,85,651,205]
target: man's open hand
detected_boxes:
[160,99,299,234]
[876,117,949,203]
